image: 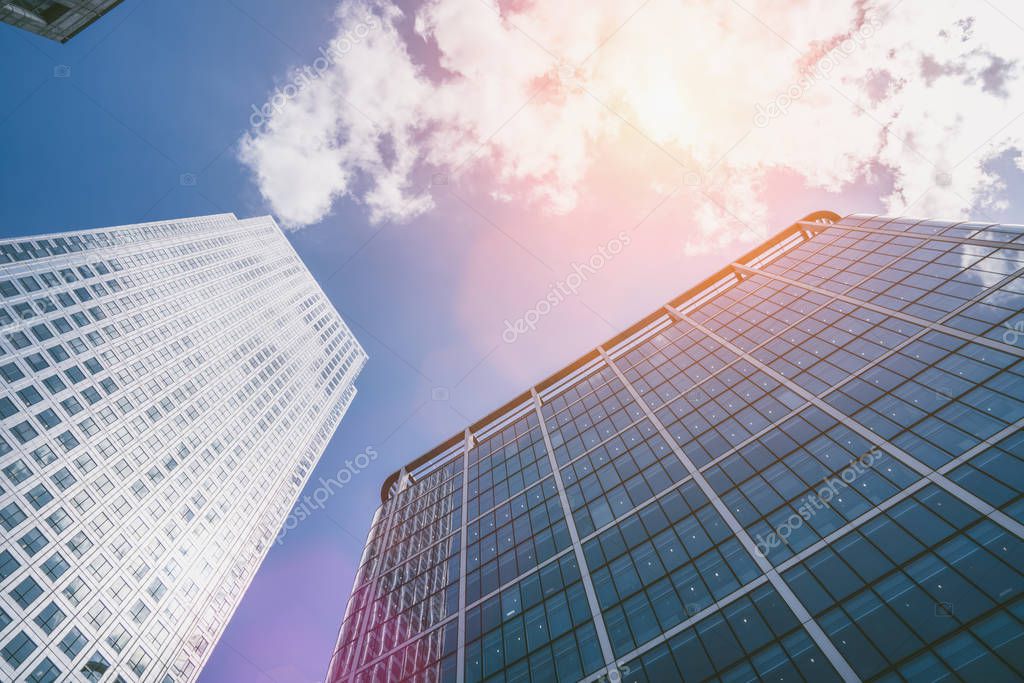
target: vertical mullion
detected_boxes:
[531,388,618,673]
[597,346,860,683]
[456,430,471,683]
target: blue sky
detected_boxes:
[2,0,1023,681]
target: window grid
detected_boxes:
[331,215,1024,683]
[0,215,365,682]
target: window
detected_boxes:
[10,576,43,608]
[62,576,87,605]
[46,508,72,533]
[85,601,111,630]
[34,602,66,634]
[31,444,57,466]
[11,302,32,320]
[25,483,54,509]
[67,451,97,478]
[30,323,53,342]
[105,624,130,653]
[0,551,20,580]
[18,527,48,556]
[78,417,98,436]
[26,657,61,683]
[42,375,67,394]
[1,631,37,669]
[7,331,31,349]
[58,626,87,659]
[127,648,150,675]
[56,430,79,452]
[0,397,17,419]
[0,502,26,530]
[51,467,76,490]
[80,652,111,682]
[148,578,167,601]
[25,353,49,372]
[41,553,70,580]
[18,276,41,292]
[60,396,83,416]
[36,409,61,430]
[33,297,56,313]
[67,531,93,557]
[3,459,31,484]
[17,386,42,406]
[0,362,24,382]
[10,420,38,443]
[129,599,151,623]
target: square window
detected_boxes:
[18,527,49,556]
[0,397,18,419]
[11,420,38,444]
[0,502,27,530]
[1,631,37,669]
[3,459,31,484]
[0,362,25,382]
[17,386,42,407]
[58,626,87,659]
[42,375,67,394]
[36,409,61,430]
[10,576,43,608]
[41,553,70,581]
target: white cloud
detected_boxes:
[239,0,1024,248]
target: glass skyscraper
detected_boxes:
[1,1,124,43]
[326,211,1024,683]
[0,213,366,682]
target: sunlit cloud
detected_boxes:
[239,0,1024,253]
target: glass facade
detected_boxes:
[0,213,367,682]
[0,1,124,43]
[326,212,1024,683]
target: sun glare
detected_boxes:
[627,72,691,144]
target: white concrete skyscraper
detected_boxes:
[0,213,366,682]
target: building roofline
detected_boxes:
[60,0,129,43]
[379,210,841,503]
[0,213,241,248]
